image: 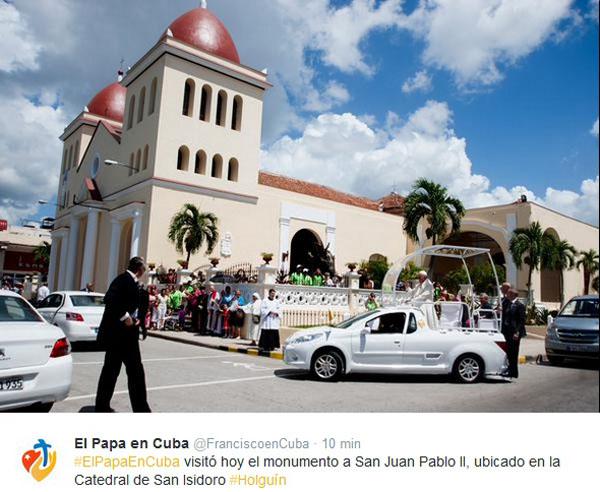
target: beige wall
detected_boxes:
[463,202,599,304]
[152,54,265,197]
[144,182,406,275]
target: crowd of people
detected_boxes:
[137,281,282,352]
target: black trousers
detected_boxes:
[505,336,521,378]
[95,333,151,412]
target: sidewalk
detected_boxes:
[147,330,284,360]
[148,330,547,365]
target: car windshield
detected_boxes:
[559,298,599,318]
[0,295,42,323]
[70,295,105,307]
[334,310,380,329]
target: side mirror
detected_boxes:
[361,325,371,336]
[549,310,559,318]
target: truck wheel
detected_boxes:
[547,355,564,365]
[311,350,344,382]
[453,354,484,384]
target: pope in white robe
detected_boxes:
[406,271,438,328]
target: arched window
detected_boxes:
[199,85,212,122]
[227,158,239,182]
[195,150,207,175]
[137,87,146,123]
[211,154,223,178]
[142,145,149,171]
[231,96,243,131]
[177,146,190,171]
[149,78,158,115]
[135,149,142,173]
[129,153,134,176]
[182,79,195,117]
[127,95,136,130]
[216,90,227,126]
[74,140,81,168]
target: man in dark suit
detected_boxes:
[502,289,526,379]
[95,257,151,412]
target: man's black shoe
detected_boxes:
[95,407,116,413]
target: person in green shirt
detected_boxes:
[169,286,185,311]
[301,269,313,286]
[312,268,325,287]
[365,293,379,311]
[290,265,304,285]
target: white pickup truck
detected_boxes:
[283,306,508,383]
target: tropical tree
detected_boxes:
[168,204,219,268]
[576,249,599,295]
[541,235,577,307]
[509,222,545,304]
[403,179,465,245]
[33,241,51,268]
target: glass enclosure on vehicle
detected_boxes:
[381,245,502,331]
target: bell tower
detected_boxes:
[120,5,271,197]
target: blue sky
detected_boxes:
[289,0,599,199]
[0,0,598,225]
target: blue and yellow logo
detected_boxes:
[22,439,57,482]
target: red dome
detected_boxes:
[167,8,240,64]
[87,82,126,122]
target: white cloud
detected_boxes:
[304,80,351,112]
[402,70,433,93]
[591,118,599,138]
[0,90,66,223]
[400,0,576,87]
[0,2,41,72]
[262,101,599,225]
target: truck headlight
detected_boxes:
[288,333,324,344]
[547,324,558,338]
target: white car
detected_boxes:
[0,290,72,412]
[37,291,105,342]
[284,306,508,383]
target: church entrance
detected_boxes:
[290,229,325,274]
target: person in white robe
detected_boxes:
[244,293,262,346]
[259,289,282,351]
[406,271,438,328]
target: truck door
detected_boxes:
[351,312,407,366]
[401,313,449,367]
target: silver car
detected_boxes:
[545,295,599,364]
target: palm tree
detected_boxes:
[509,222,545,304]
[33,241,51,268]
[403,179,465,245]
[576,249,599,295]
[541,234,577,307]
[168,204,219,268]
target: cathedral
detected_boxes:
[48,5,598,307]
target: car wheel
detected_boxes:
[547,355,564,365]
[29,402,54,413]
[453,354,484,384]
[311,351,344,382]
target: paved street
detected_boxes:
[54,337,599,413]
